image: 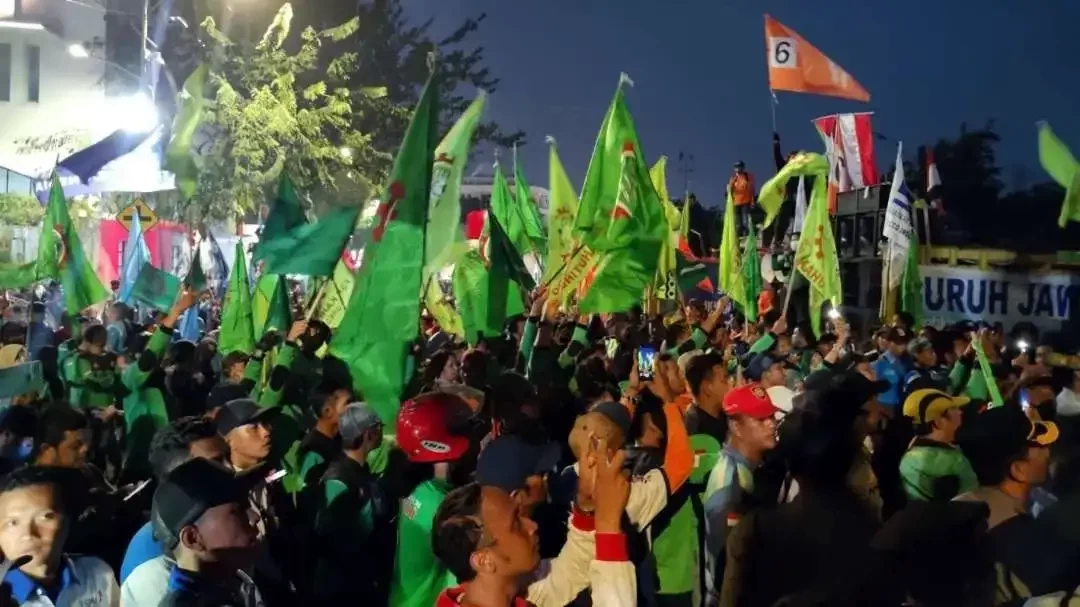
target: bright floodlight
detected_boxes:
[68,43,89,58]
[113,93,159,134]
[340,147,352,160]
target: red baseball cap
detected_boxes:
[723,384,781,420]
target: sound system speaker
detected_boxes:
[836,184,887,216]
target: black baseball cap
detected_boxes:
[476,435,561,493]
[745,353,782,382]
[339,402,382,445]
[151,458,257,549]
[215,399,279,436]
[958,405,1058,453]
[886,327,911,344]
[590,401,633,437]
[207,384,251,411]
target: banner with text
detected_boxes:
[921,265,1078,333]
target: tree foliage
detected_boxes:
[0,193,44,227]
[158,3,390,225]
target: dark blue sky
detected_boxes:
[406,1,1079,207]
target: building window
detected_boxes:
[0,43,11,102]
[26,44,39,102]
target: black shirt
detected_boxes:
[684,403,727,442]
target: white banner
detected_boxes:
[920,265,1077,333]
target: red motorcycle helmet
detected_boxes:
[396,392,474,464]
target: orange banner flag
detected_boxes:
[764,14,870,102]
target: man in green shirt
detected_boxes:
[389,392,479,607]
[62,324,118,412]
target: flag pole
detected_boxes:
[304,278,329,321]
[780,279,795,318]
[769,90,778,133]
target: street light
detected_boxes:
[67,43,90,59]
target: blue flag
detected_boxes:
[178,307,201,342]
[119,212,151,304]
[204,232,229,300]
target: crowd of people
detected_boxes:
[1,276,1080,607]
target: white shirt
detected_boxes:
[119,556,169,607]
[1056,387,1080,417]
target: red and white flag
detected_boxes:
[812,113,879,213]
[926,146,943,211]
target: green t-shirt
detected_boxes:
[388,479,456,607]
[653,500,698,595]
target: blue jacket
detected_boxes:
[872,352,911,409]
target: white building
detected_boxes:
[0,0,107,183]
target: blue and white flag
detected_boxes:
[203,232,229,300]
[178,306,201,342]
[119,212,151,303]
[883,142,914,289]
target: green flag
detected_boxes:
[1036,122,1080,228]
[576,78,666,313]
[253,274,292,335]
[676,253,716,296]
[254,172,307,256]
[489,164,533,260]
[454,216,532,345]
[130,263,181,311]
[741,219,763,323]
[758,153,831,228]
[900,229,923,330]
[790,154,842,337]
[37,175,109,315]
[973,338,1004,408]
[252,205,360,277]
[329,70,439,424]
[513,145,547,256]
[719,190,748,315]
[219,242,255,355]
[165,64,208,200]
[184,243,207,292]
[0,262,38,289]
[651,156,680,300]
[313,258,354,330]
[426,92,486,274]
[540,139,579,289]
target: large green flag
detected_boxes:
[37,175,109,315]
[454,216,533,345]
[252,274,292,335]
[651,156,680,300]
[741,219,764,323]
[1036,122,1080,228]
[254,172,307,256]
[252,205,360,277]
[329,70,439,424]
[540,139,580,289]
[790,154,842,337]
[165,64,208,200]
[0,262,37,289]
[489,164,534,260]
[719,190,749,315]
[219,242,255,355]
[576,77,666,313]
[426,92,486,274]
[758,153,831,228]
[513,146,547,256]
[900,229,923,330]
[130,263,181,312]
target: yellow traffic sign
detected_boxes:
[117,199,159,233]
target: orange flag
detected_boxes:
[764,14,870,102]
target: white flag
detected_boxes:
[793,176,808,232]
[883,143,914,288]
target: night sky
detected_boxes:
[404,1,1079,207]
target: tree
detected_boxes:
[157,3,389,225]
[0,193,45,227]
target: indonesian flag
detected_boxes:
[926,146,944,211]
[813,113,879,213]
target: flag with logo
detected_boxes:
[540,138,582,293]
[651,156,681,300]
[36,175,109,315]
[790,157,842,337]
[575,76,666,313]
[676,252,716,296]
[130,264,180,312]
[1036,122,1080,228]
[426,92,486,276]
[883,143,914,289]
[764,14,870,102]
[329,70,439,424]
[758,153,831,229]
